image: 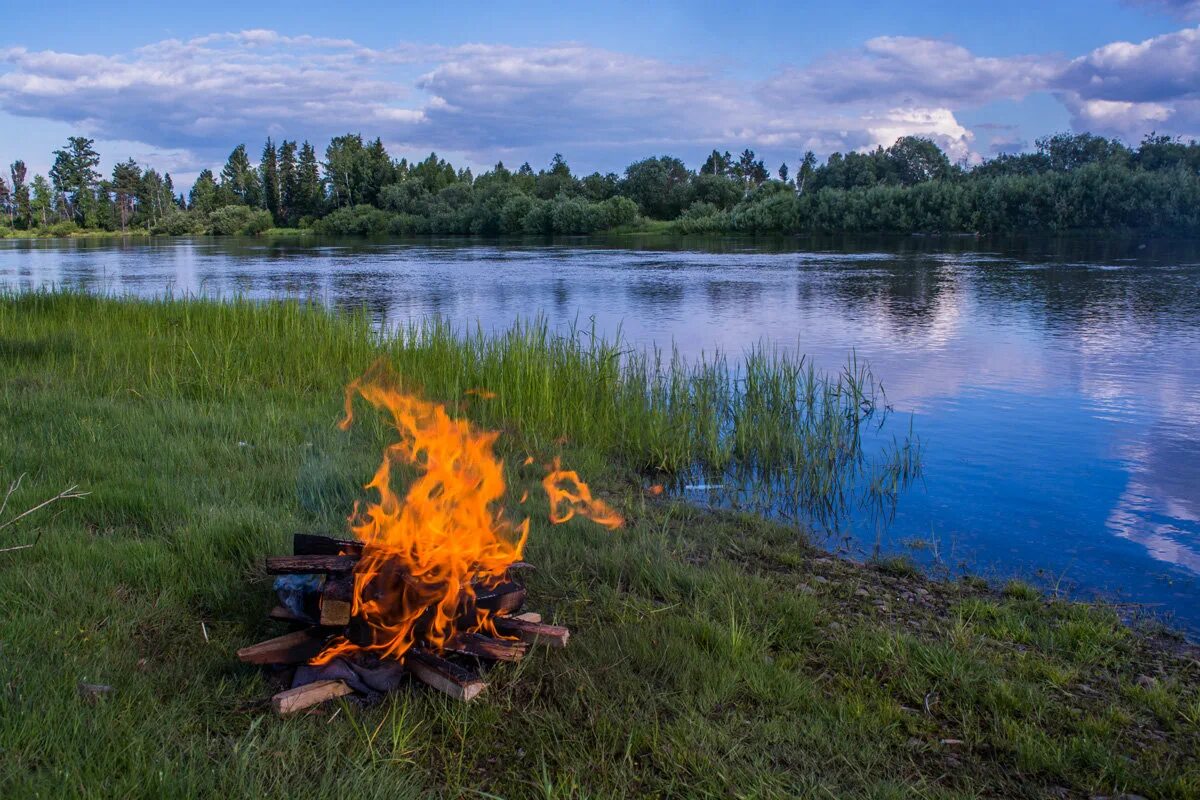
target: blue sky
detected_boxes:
[2,0,1199,189]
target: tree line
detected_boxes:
[2,131,1198,237]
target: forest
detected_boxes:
[2,131,1199,237]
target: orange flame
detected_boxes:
[465,388,497,400]
[543,458,624,529]
[314,365,620,666]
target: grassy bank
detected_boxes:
[0,293,1197,798]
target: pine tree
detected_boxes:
[296,141,323,219]
[10,161,31,229]
[189,169,220,213]
[278,140,298,225]
[260,138,280,222]
[220,144,261,207]
[49,137,101,225]
[30,175,52,227]
[112,158,141,231]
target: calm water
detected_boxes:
[3,235,1199,631]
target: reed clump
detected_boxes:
[1,290,917,520]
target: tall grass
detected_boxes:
[1,290,918,531]
[1,290,1195,799]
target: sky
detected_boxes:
[2,0,1199,191]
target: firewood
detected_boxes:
[319,575,355,626]
[446,632,528,662]
[272,679,353,715]
[319,599,352,626]
[473,582,527,615]
[237,629,329,665]
[266,555,358,575]
[493,616,570,648]
[293,533,364,557]
[511,611,542,623]
[406,649,486,701]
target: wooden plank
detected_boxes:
[512,611,542,623]
[445,632,528,662]
[272,679,353,715]
[293,533,364,557]
[406,649,486,701]
[266,555,358,575]
[493,616,570,648]
[237,629,329,665]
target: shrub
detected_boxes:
[311,205,391,236]
[208,205,273,236]
[45,221,79,238]
[151,211,206,236]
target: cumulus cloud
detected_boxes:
[1055,26,1200,138]
[2,25,1200,174]
[0,33,424,152]
[761,36,1060,107]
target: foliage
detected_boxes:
[208,205,273,236]
[4,131,1200,238]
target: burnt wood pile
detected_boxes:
[237,533,569,715]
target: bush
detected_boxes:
[45,221,79,238]
[311,205,391,236]
[151,211,206,236]
[208,205,273,236]
[673,202,729,234]
[550,196,602,234]
[600,196,639,228]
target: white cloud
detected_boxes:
[761,36,1061,107]
[2,25,1200,176]
[1055,26,1200,138]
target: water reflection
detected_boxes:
[2,234,1198,630]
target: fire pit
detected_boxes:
[237,365,619,715]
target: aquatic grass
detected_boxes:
[0,290,918,524]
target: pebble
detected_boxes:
[1135,675,1158,690]
[854,587,870,597]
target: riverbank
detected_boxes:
[0,293,1197,798]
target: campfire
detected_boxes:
[237,365,621,715]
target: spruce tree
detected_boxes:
[296,141,323,219]
[278,140,298,225]
[260,138,280,222]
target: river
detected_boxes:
[3,234,1198,631]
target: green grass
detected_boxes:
[0,292,1197,798]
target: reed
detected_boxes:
[0,290,917,528]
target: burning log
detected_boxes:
[445,632,528,662]
[272,679,353,715]
[494,616,570,648]
[266,554,358,575]
[405,649,487,701]
[234,363,622,713]
[473,582,528,615]
[237,629,329,665]
[241,534,574,706]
